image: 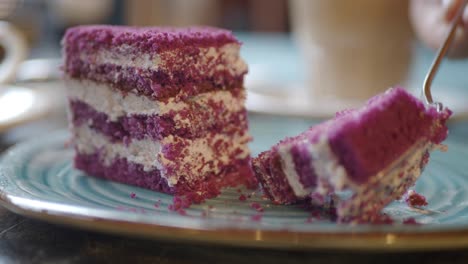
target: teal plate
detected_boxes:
[1,128,468,251]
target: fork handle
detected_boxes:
[423,0,468,105]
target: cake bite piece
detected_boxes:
[62,25,256,200]
[252,87,451,221]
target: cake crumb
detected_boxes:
[370,214,394,225]
[168,196,191,211]
[250,202,264,212]
[251,214,263,221]
[130,193,137,199]
[168,192,208,211]
[116,206,146,214]
[353,213,394,225]
[405,190,428,207]
[238,194,247,201]
[176,209,187,216]
[403,217,420,225]
[154,199,161,208]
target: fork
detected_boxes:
[423,0,468,109]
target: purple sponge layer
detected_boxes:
[75,151,176,194]
[75,151,256,196]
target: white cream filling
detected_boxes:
[278,144,312,197]
[73,125,251,187]
[80,43,247,76]
[337,141,431,217]
[74,125,161,170]
[94,44,160,69]
[309,136,349,194]
[304,135,434,217]
[158,133,251,186]
[66,78,245,121]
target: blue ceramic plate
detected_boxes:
[1,128,468,251]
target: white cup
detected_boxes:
[290,0,413,101]
[0,21,27,85]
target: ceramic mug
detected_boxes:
[0,21,27,84]
[289,0,413,101]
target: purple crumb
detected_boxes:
[405,190,428,207]
[130,192,136,198]
[250,202,264,212]
[239,194,247,201]
[168,196,192,211]
[403,217,420,225]
[154,199,161,208]
[116,206,146,214]
[251,214,263,222]
[354,213,394,225]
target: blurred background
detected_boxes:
[1,0,468,145]
[1,0,290,52]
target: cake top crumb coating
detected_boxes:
[63,25,240,54]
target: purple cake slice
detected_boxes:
[62,25,257,200]
[253,87,451,221]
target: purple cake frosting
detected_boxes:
[253,87,451,221]
[63,25,256,202]
[63,25,240,54]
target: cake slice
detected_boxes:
[253,87,451,221]
[62,25,256,199]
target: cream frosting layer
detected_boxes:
[81,43,247,76]
[74,125,161,169]
[66,78,246,121]
[73,124,251,186]
[277,144,313,197]
[336,140,431,217]
[309,136,349,194]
